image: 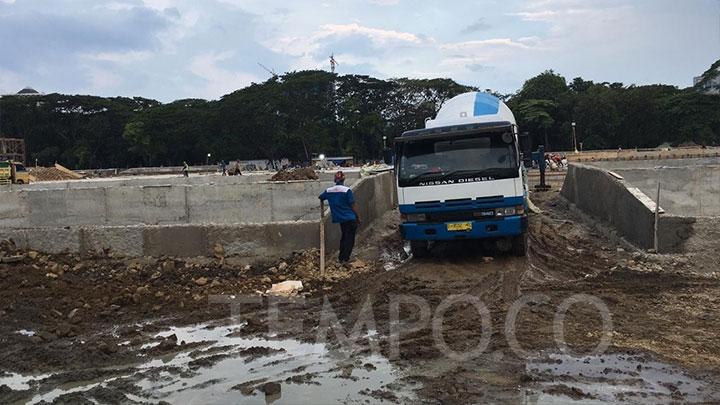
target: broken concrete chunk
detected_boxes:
[266,280,303,297]
[194,277,208,286]
[1,255,24,264]
[262,382,281,396]
[161,260,176,272]
[213,243,225,258]
[349,260,367,269]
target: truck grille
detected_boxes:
[425,210,495,223]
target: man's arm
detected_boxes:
[347,190,361,223]
[351,203,361,224]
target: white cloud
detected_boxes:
[368,0,400,5]
[83,67,123,91]
[83,50,153,64]
[141,0,173,10]
[513,10,558,21]
[317,23,422,44]
[189,51,259,99]
[440,38,537,51]
[264,22,424,72]
[0,68,23,94]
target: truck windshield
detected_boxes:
[398,131,518,187]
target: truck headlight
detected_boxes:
[496,206,525,216]
[402,213,426,222]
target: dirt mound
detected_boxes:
[276,249,371,282]
[29,164,84,182]
[269,167,318,181]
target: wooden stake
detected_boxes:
[654,181,660,252]
[320,200,325,279]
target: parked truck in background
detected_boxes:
[0,160,30,185]
[394,92,528,257]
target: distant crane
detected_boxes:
[329,54,338,74]
[257,62,279,79]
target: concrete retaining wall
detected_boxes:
[0,180,345,227]
[14,171,360,191]
[322,170,397,254]
[562,163,720,253]
[562,163,659,249]
[605,166,720,217]
[0,172,396,262]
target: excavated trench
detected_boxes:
[1,192,720,403]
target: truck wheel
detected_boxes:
[15,180,24,184]
[512,233,528,257]
[410,241,430,259]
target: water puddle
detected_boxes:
[14,322,413,404]
[524,352,720,403]
[15,329,35,337]
[0,372,52,391]
[381,243,411,271]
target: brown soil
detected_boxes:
[1,190,719,403]
[269,167,318,181]
[28,164,83,182]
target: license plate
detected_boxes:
[447,222,472,232]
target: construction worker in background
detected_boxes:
[182,161,189,177]
[319,171,361,264]
[232,160,242,175]
[538,145,546,186]
[220,160,227,176]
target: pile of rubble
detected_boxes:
[293,249,369,279]
[29,164,84,182]
[262,250,371,297]
[0,239,24,264]
[269,167,318,181]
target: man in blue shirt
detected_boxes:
[319,171,362,264]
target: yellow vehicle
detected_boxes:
[0,161,30,185]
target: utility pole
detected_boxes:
[571,122,578,153]
[257,62,278,79]
[330,54,338,74]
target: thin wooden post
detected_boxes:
[319,200,325,279]
[654,181,660,252]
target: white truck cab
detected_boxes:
[394,92,528,257]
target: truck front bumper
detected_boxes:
[400,215,527,241]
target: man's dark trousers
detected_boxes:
[339,220,358,263]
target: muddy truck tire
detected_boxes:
[512,233,528,257]
[410,240,430,259]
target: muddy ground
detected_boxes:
[1,190,720,404]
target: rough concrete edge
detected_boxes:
[562,162,719,255]
[558,194,640,253]
[562,162,656,250]
[626,187,664,214]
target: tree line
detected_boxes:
[0,61,718,169]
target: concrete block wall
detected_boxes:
[321,171,396,254]
[0,180,344,228]
[562,163,658,249]
[15,171,360,191]
[562,163,720,253]
[0,171,395,262]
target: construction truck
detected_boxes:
[394,92,528,257]
[0,161,30,185]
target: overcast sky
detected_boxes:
[1,0,718,102]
